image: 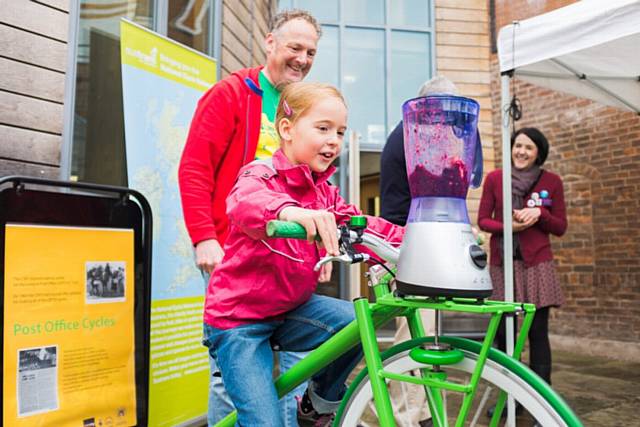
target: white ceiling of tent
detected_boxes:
[498,0,640,113]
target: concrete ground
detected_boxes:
[348,347,640,427]
[551,350,640,427]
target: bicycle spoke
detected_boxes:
[400,380,410,426]
[470,385,493,427]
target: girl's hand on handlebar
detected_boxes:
[278,207,340,255]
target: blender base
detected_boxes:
[396,280,493,299]
[395,221,493,298]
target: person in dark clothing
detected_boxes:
[380,76,461,227]
[380,122,410,226]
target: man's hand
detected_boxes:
[318,262,333,282]
[278,206,339,255]
[195,239,225,274]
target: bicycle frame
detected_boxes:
[214,269,536,427]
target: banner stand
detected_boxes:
[1,175,152,427]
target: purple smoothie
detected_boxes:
[408,160,469,199]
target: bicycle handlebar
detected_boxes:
[266,220,400,266]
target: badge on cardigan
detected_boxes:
[527,190,552,207]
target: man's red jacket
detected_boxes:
[179,66,264,246]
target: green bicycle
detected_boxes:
[214,217,582,427]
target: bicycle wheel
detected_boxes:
[336,336,582,427]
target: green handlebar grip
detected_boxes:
[349,215,367,228]
[266,220,309,239]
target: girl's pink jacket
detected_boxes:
[204,150,404,329]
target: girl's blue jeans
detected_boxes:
[203,294,363,426]
[206,349,304,426]
[202,271,305,426]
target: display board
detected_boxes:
[1,177,152,427]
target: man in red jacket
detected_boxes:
[178,9,321,426]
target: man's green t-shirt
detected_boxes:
[255,71,280,160]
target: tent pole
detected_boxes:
[500,71,516,427]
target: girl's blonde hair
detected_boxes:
[275,82,347,139]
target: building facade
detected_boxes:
[1,0,69,177]
[0,0,274,181]
[3,0,636,357]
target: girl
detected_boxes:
[203,82,404,426]
[478,127,567,426]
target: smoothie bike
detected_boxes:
[215,95,582,427]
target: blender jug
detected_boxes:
[396,95,492,298]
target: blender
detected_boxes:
[395,95,492,298]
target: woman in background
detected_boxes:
[478,127,567,398]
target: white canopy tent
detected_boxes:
[499,0,640,113]
[496,1,640,424]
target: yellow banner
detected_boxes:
[148,296,209,427]
[120,18,216,426]
[3,224,137,427]
[120,19,216,92]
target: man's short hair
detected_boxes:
[270,9,322,38]
[418,75,458,97]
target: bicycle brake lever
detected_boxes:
[313,253,370,272]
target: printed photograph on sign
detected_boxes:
[85,261,126,303]
[17,346,59,417]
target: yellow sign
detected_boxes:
[148,296,209,427]
[120,19,216,92]
[3,224,137,427]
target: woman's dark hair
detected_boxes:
[511,127,549,166]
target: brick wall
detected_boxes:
[493,0,572,41]
[490,0,640,342]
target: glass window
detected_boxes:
[277,0,434,150]
[389,30,431,129]
[389,0,431,28]
[71,0,154,184]
[305,26,339,87]
[168,0,213,55]
[343,28,385,146]
[297,0,338,22]
[343,0,384,26]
